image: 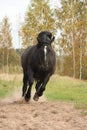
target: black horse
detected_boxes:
[21,31,56,101]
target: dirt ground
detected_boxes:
[0,89,87,130]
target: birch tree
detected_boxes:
[55,0,86,79]
[0,17,12,74]
[20,0,56,47]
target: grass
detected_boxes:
[0,74,87,109]
[0,74,22,99]
[45,75,87,109]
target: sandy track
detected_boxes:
[0,86,87,130]
[0,97,87,130]
[0,74,87,130]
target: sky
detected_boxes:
[0,0,60,48]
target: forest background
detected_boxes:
[0,0,86,80]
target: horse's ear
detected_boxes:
[50,36,55,44]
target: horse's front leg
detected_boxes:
[22,73,28,97]
[33,80,42,101]
[33,74,51,101]
[25,68,34,102]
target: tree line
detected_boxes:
[0,0,87,79]
[0,17,21,73]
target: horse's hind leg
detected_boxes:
[22,73,28,97]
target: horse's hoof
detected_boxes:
[25,95,30,102]
[33,93,39,101]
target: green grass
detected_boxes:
[0,74,87,109]
[0,78,21,99]
[45,75,87,109]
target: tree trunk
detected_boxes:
[6,48,9,77]
[79,38,82,80]
[3,48,5,73]
[72,33,76,78]
[71,1,76,78]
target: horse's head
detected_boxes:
[37,31,55,48]
[36,31,55,69]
